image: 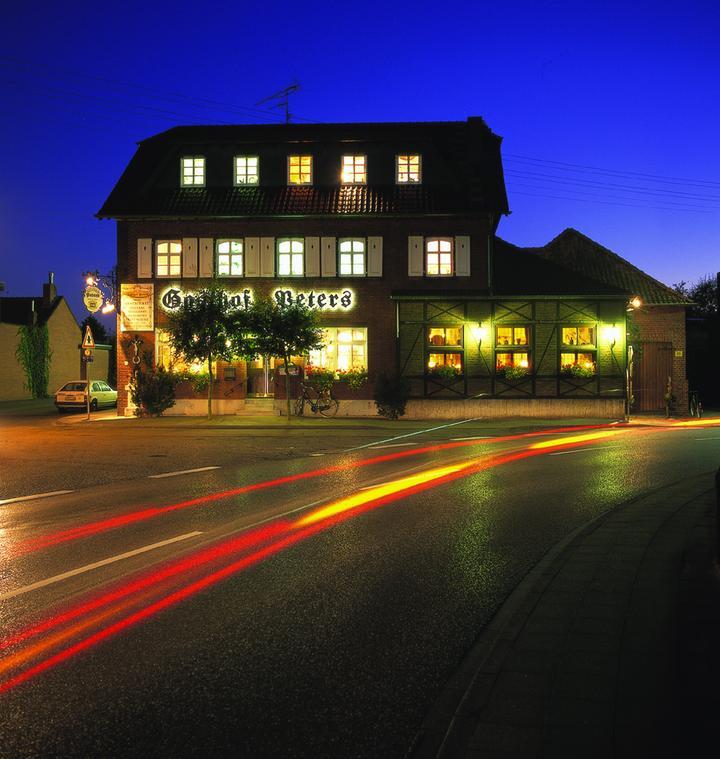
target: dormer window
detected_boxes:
[181,156,205,186]
[341,155,366,184]
[288,155,312,185]
[397,154,421,184]
[235,156,259,185]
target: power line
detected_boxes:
[505,152,720,189]
[0,56,292,123]
[509,187,712,214]
[505,169,720,206]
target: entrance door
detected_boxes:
[246,355,275,396]
[634,342,672,411]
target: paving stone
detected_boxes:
[513,630,566,654]
[564,631,621,653]
[543,725,614,759]
[552,668,617,702]
[478,687,548,727]
[502,647,558,675]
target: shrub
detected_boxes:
[177,370,211,394]
[131,366,178,416]
[337,367,368,390]
[374,374,411,420]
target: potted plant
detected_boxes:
[501,365,529,381]
[337,367,368,391]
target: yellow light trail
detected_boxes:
[672,418,720,427]
[294,462,468,527]
[529,429,623,450]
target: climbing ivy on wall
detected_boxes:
[15,324,52,398]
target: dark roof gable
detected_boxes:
[97,117,509,219]
[0,296,66,326]
[538,228,690,306]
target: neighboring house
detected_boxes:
[526,228,691,412]
[0,274,110,401]
[99,118,633,418]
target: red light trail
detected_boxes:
[0,430,628,695]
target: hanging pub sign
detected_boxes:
[120,284,154,332]
[159,287,355,313]
[83,285,103,313]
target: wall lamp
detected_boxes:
[627,295,643,312]
[604,324,620,348]
[470,322,489,347]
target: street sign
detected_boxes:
[83,285,103,313]
[82,325,95,349]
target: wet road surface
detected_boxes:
[1,419,719,757]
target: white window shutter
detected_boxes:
[182,238,198,278]
[137,238,152,278]
[199,238,214,277]
[305,237,320,277]
[245,237,260,277]
[408,236,423,277]
[260,237,275,277]
[321,237,337,277]
[455,236,471,276]
[367,236,383,277]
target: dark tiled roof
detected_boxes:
[0,296,63,326]
[537,229,690,306]
[107,184,470,218]
[493,238,629,297]
[97,118,509,219]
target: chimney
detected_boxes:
[29,299,37,326]
[43,271,57,308]
[716,272,719,316]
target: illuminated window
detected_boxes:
[309,327,367,372]
[156,329,214,375]
[181,156,205,186]
[426,238,453,276]
[428,352,463,371]
[341,155,366,184]
[235,156,259,185]
[397,154,421,183]
[496,352,529,371]
[217,240,243,276]
[496,326,529,347]
[562,326,596,346]
[288,155,312,185]
[428,326,463,346]
[155,241,182,277]
[338,239,366,276]
[277,238,304,277]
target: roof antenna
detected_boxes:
[256,82,300,124]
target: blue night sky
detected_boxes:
[1,0,718,326]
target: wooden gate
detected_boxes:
[634,342,672,411]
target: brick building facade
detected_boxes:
[99,119,675,418]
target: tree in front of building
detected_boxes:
[246,299,324,420]
[131,354,178,417]
[164,285,243,419]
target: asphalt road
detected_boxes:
[1,413,719,757]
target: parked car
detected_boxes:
[55,380,118,412]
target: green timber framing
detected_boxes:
[395,295,627,400]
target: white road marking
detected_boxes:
[0,531,203,602]
[345,418,484,452]
[149,466,220,479]
[450,436,494,441]
[309,453,325,456]
[368,442,417,449]
[0,490,75,506]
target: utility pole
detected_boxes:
[256,82,300,124]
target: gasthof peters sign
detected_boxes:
[120,284,155,332]
[159,287,354,313]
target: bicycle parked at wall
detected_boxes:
[295,381,339,417]
[689,390,703,418]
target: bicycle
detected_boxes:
[295,382,339,417]
[689,390,703,418]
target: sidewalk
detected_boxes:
[412,472,720,759]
